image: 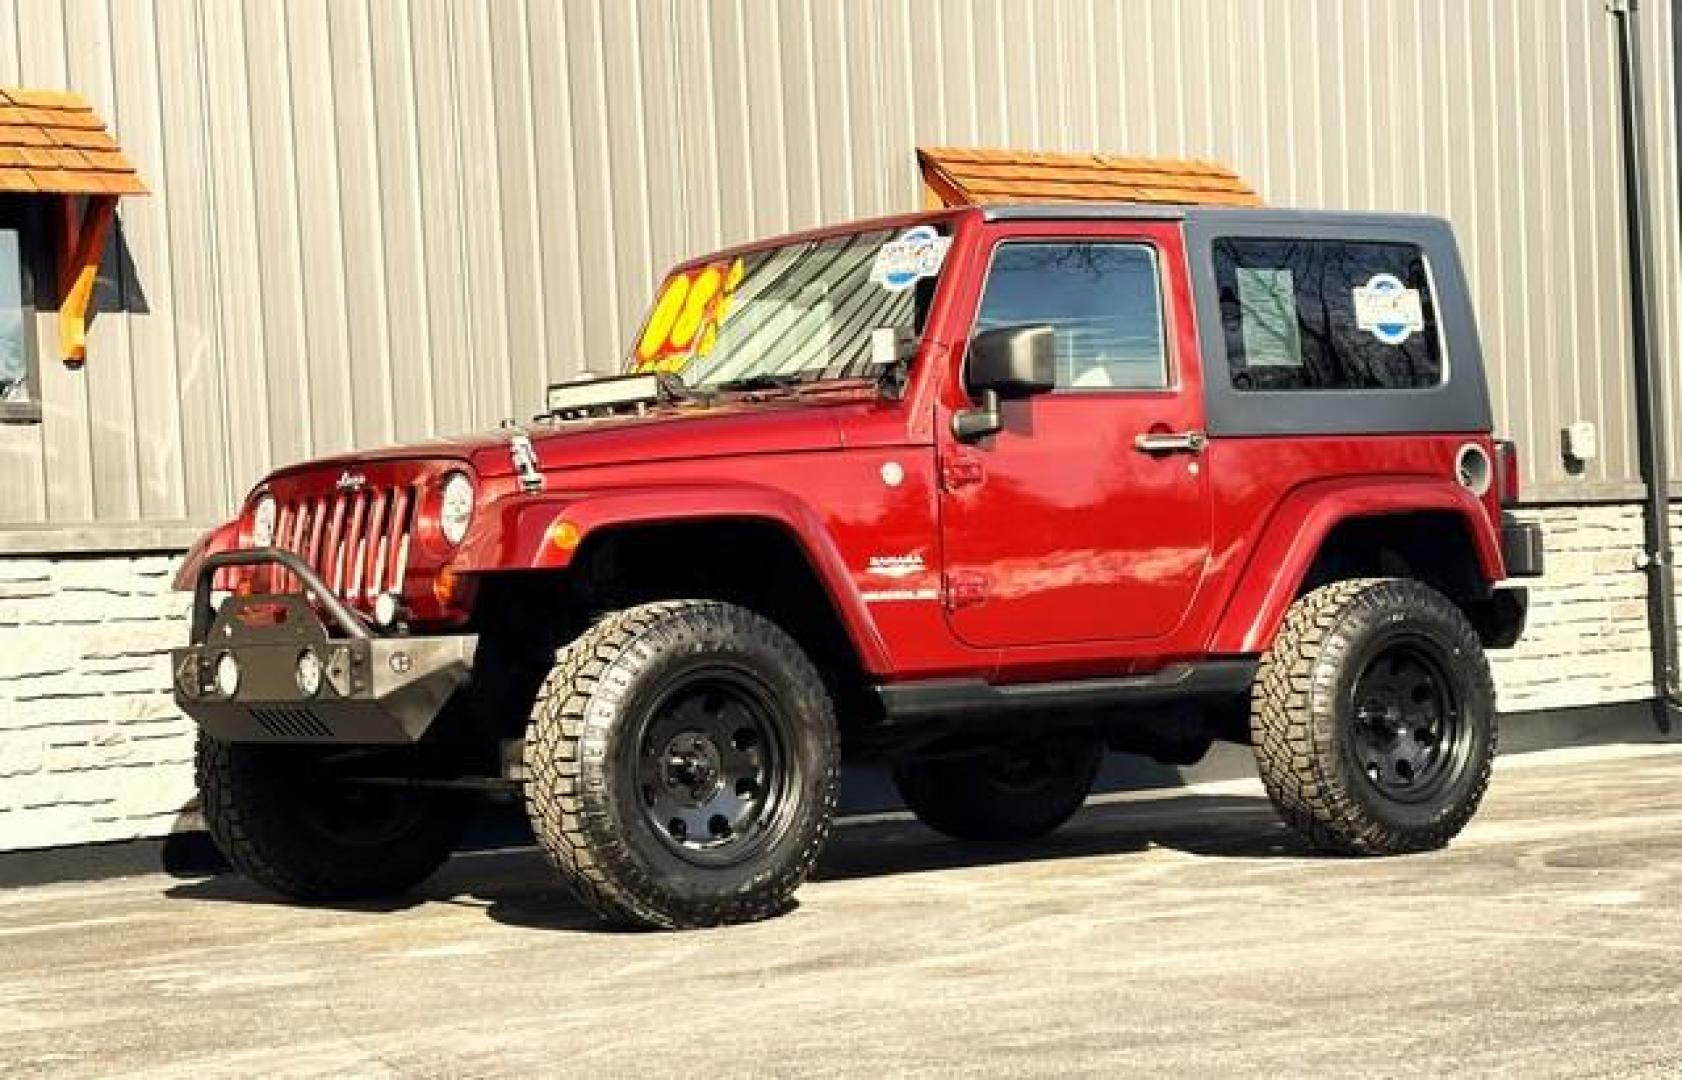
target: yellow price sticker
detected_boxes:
[631,256,748,373]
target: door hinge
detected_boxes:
[941,456,984,492]
[945,571,988,609]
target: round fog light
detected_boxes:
[214,652,241,698]
[373,591,402,629]
[295,648,324,697]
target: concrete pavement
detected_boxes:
[4,744,1682,1078]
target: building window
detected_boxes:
[1214,238,1444,391]
[0,197,45,424]
[972,242,1169,391]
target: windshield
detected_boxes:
[627,224,950,388]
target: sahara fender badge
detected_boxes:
[862,551,937,603]
[866,553,925,580]
[1353,272,1425,346]
[510,432,544,493]
[870,225,951,292]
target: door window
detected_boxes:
[971,242,1168,391]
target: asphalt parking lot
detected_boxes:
[4,744,1682,1079]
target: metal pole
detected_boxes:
[1612,0,1679,728]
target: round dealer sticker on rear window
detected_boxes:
[1353,272,1425,345]
[870,225,952,292]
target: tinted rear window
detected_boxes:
[1213,238,1443,391]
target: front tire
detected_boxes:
[523,600,840,930]
[1251,577,1497,855]
[196,736,471,901]
[892,734,1104,842]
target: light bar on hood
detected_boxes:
[545,373,665,417]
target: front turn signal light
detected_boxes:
[548,520,581,553]
[433,568,459,607]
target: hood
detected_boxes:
[266,395,859,485]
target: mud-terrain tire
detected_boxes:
[1251,577,1497,855]
[196,736,471,900]
[892,734,1104,842]
[523,600,840,930]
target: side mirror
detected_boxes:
[953,324,1056,441]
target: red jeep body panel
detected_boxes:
[183,204,1517,690]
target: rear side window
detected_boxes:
[972,242,1168,390]
[1213,239,1443,391]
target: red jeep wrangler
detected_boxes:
[173,203,1542,929]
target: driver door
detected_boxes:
[938,224,1212,649]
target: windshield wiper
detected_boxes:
[656,372,707,403]
[712,373,807,394]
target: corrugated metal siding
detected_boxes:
[0,0,1673,540]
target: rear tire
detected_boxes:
[523,600,840,930]
[1251,577,1497,855]
[892,734,1104,842]
[196,735,471,901]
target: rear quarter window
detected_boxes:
[1213,238,1443,391]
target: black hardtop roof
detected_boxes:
[979,202,1450,231]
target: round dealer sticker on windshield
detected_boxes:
[870,225,952,292]
[1353,272,1425,345]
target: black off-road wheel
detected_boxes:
[523,600,840,930]
[892,734,1104,842]
[1251,577,1497,855]
[195,736,472,901]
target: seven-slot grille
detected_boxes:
[269,484,421,605]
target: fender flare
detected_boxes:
[447,483,891,673]
[171,519,241,592]
[1209,478,1505,655]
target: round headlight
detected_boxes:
[214,652,241,698]
[295,648,324,698]
[440,473,474,545]
[251,495,278,548]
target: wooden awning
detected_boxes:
[0,88,145,195]
[0,87,146,364]
[918,146,1261,209]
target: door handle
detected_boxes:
[1134,430,1207,455]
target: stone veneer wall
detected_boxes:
[0,502,1666,854]
[1490,505,1654,712]
[0,557,196,851]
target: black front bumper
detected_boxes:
[172,548,474,744]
